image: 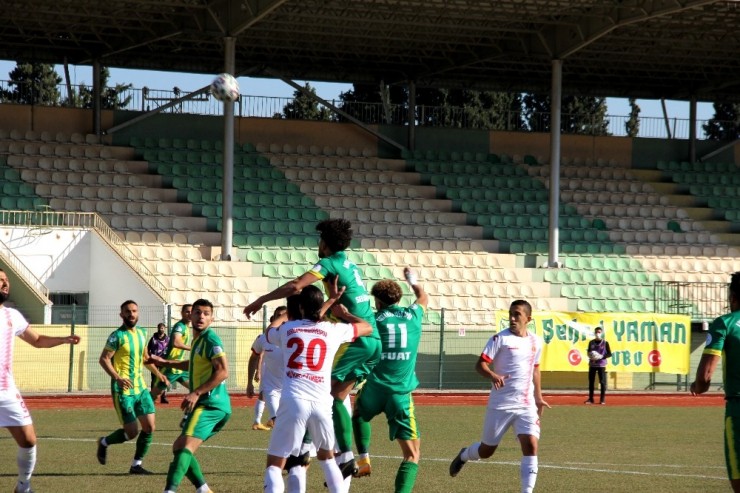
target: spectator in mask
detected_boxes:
[585,327,612,405]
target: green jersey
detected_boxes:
[165,320,191,375]
[703,309,740,399]
[189,327,231,413]
[368,302,424,394]
[104,325,148,396]
[309,250,378,337]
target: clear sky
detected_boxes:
[0,60,715,121]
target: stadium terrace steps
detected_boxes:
[630,160,740,246]
[0,139,135,161]
[3,133,220,244]
[128,242,267,319]
[298,181,438,200]
[335,210,469,227]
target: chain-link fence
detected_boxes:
[11,304,706,394]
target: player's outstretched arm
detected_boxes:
[18,326,80,348]
[404,267,428,309]
[691,353,720,395]
[146,353,188,371]
[330,303,372,337]
[243,271,319,319]
[143,347,169,386]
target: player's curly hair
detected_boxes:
[299,285,325,322]
[316,219,353,253]
[731,272,740,299]
[371,279,403,306]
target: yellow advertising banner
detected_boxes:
[492,311,691,373]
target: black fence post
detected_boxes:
[67,303,76,392]
[438,308,445,390]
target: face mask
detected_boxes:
[595,333,603,340]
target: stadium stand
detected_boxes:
[2,125,739,324]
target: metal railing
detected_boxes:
[0,236,49,298]
[0,210,168,301]
[0,79,730,140]
[654,281,729,323]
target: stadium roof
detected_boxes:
[2,0,740,101]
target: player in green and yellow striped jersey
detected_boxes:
[152,304,192,404]
[97,300,169,475]
[150,298,231,493]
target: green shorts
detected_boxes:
[355,383,420,441]
[113,390,155,425]
[182,406,231,441]
[725,403,740,480]
[155,371,190,390]
[331,336,381,384]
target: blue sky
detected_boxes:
[0,61,715,121]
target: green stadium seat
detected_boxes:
[1,197,17,209]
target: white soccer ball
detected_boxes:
[210,73,240,102]
[588,350,602,361]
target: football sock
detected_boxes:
[166,448,193,491]
[337,451,354,464]
[264,465,284,493]
[332,398,353,453]
[287,464,306,493]
[185,453,206,488]
[254,399,265,423]
[520,455,538,493]
[461,442,481,462]
[105,428,129,445]
[195,482,210,493]
[134,430,153,460]
[319,458,344,493]
[352,413,371,454]
[17,445,36,486]
[395,461,419,493]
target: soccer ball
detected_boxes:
[210,73,240,102]
[588,350,601,361]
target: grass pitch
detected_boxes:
[0,403,728,492]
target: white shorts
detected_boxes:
[0,389,32,427]
[481,407,540,446]
[267,396,334,458]
[263,388,282,419]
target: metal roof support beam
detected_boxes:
[105,86,211,135]
[232,0,290,36]
[264,68,406,153]
[221,36,236,262]
[408,80,416,151]
[548,59,562,268]
[92,60,101,136]
[661,98,673,139]
[699,138,740,162]
[552,0,722,59]
[689,96,697,163]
